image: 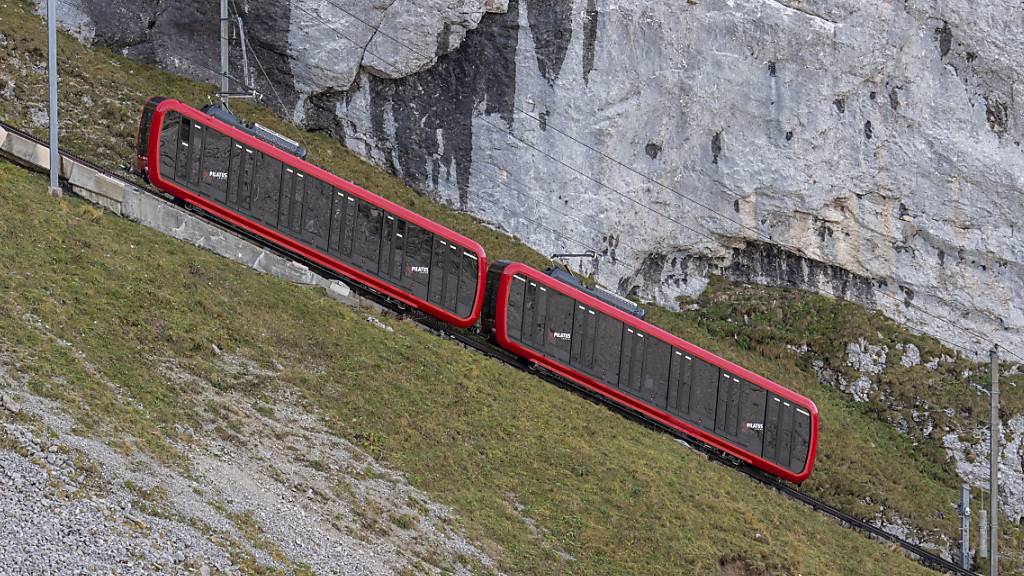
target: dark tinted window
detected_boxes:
[427,238,447,304]
[443,242,461,312]
[641,338,671,407]
[354,200,382,273]
[764,395,811,473]
[174,118,192,183]
[570,304,598,372]
[506,274,527,342]
[544,291,574,363]
[159,112,180,181]
[521,280,548,349]
[689,357,719,432]
[380,214,397,281]
[456,250,478,318]
[388,219,406,284]
[619,329,645,394]
[199,128,230,202]
[253,154,282,227]
[593,313,622,386]
[187,123,204,185]
[278,168,298,232]
[235,147,256,211]
[302,179,330,249]
[404,223,431,300]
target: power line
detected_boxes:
[309,0,1024,363]
[56,0,1024,361]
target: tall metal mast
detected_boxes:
[220,0,229,106]
[47,0,61,198]
[989,346,1000,576]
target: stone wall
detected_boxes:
[39,0,1024,360]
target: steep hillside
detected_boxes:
[1,0,1022,572]
[0,162,941,575]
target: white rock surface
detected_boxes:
[942,415,1024,523]
[37,0,1024,360]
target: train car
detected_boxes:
[136,97,486,328]
[484,261,819,483]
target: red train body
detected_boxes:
[486,262,818,483]
[137,98,819,483]
[139,97,486,328]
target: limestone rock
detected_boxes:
[942,416,1024,523]
[39,0,1024,360]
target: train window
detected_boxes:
[456,250,478,318]
[570,304,598,372]
[280,170,305,234]
[506,275,527,342]
[342,195,357,256]
[159,112,180,182]
[443,243,461,312]
[593,313,622,386]
[354,200,383,273]
[328,189,346,256]
[253,153,282,227]
[302,178,330,250]
[237,147,256,212]
[668,350,693,418]
[380,214,397,281]
[764,395,810,472]
[716,373,741,439]
[390,219,407,283]
[291,174,306,233]
[279,168,295,231]
[764,395,793,468]
[199,128,230,202]
[404,223,431,300]
[641,338,671,408]
[544,291,574,363]
[619,329,646,394]
[226,142,242,207]
[688,356,720,432]
[174,118,192,184]
[715,374,766,455]
[428,238,447,305]
[186,123,204,186]
[790,407,811,473]
[740,382,768,455]
[521,281,547,349]
[138,101,157,160]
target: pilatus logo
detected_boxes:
[746,422,764,431]
[551,331,572,340]
[409,266,429,274]
[207,171,228,180]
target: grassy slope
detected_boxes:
[0,0,1020,570]
[0,163,936,575]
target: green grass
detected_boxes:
[1,0,1022,571]
[649,279,1024,572]
[0,161,939,575]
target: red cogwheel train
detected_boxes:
[137,97,819,483]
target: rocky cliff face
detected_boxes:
[43,0,1023,359]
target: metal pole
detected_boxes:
[961,484,971,569]
[46,0,61,198]
[989,345,999,576]
[220,0,229,106]
[980,508,988,559]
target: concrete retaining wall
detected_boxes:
[0,123,366,309]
